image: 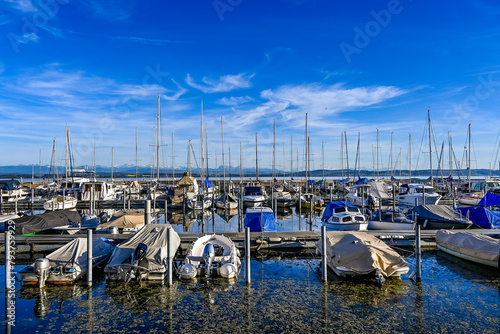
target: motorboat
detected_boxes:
[274,191,294,207]
[81,181,119,201]
[104,224,181,282]
[20,237,115,287]
[242,186,266,207]
[244,206,277,232]
[0,179,29,202]
[298,193,323,212]
[178,234,241,280]
[186,194,213,211]
[397,184,441,207]
[316,231,410,285]
[436,230,500,268]
[215,192,238,210]
[14,210,82,235]
[457,192,483,206]
[367,209,415,230]
[43,195,78,211]
[321,201,368,231]
[97,209,145,233]
[411,205,473,229]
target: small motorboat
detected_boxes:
[43,195,78,211]
[244,206,277,232]
[97,209,145,233]
[215,192,238,210]
[367,209,415,230]
[321,201,368,231]
[436,230,500,268]
[104,224,181,282]
[411,205,473,229]
[178,234,241,280]
[20,237,115,287]
[316,231,409,285]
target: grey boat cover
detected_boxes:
[316,231,408,277]
[98,209,145,229]
[412,205,466,222]
[436,230,500,264]
[14,210,81,235]
[105,224,180,271]
[367,181,392,200]
[30,237,115,274]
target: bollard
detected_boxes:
[167,227,173,286]
[415,223,422,281]
[164,199,168,223]
[87,229,93,287]
[245,226,251,285]
[5,229,11,290]
[31,188,34,215]
[321,225,327,282]
[145,200,151,224]
[14,200,18,215]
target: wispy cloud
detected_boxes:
[5,0,36,12]
[11,32,40,45]
[80,0,136,21]
[216,96,254,106]
[185,73,254,93]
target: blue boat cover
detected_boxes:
[204,178,212,188]
[244,210,277,232]
[456,206,500,229]
[322,201,357,221]
[478,192,500,207]
[354,177,370,185]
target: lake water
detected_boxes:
[2,208,500,333]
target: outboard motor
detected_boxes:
[98,211,109,224]
[203,243,215,279]
[35,258,50,288]
[132,243,148,266]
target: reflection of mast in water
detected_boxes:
[414,281,424,334]
[321,284,329,332]
[245,286,253,332]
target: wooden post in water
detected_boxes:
[245,226,251,285]
[321,225,327,282]
[87,228,93,287]
[145,200,151,224]
[167,227,173,286]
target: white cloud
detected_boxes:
[216,96,254,106]
[185,73,254,93]
[5,0,36,12]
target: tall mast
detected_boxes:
[345,131,349,179]
[239,141,243,183]
[135,128,138,181]
[468,123,471,190]
[355,132,360,178]
[273,119,276,182]
[283,143,286,180]
[322,140,325,181]
[229,144,232,182]
[290,136,293,180]
[156,94,160,181]
[409,134,412,182]
[389,132,394,177]
[255,133,259,181]
[428,108,433,186]
[172,132,175,181]
[305,113,309,186]
[340,132,344,179]
[111,147,114,180]
[221,116,225,191]
[205,125,209,183]
[187,140,192,175]
[448,132,453,177]
[376,128,379,179]
[200,97,204,180]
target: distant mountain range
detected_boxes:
[0,164,499,179]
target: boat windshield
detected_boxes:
[244,187,263,196]
[415,187,437,194]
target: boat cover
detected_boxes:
[436,230,500,264]
[105,224,180,271]
[478,192,500,207]
[456,207,500,229]
[412,205,467,223]
[14,210,81,235]
[322,201,357,220]
[29,237,115,274]
[367,181,391,200]
[316,231,408,277]
[244,208,277,232]
[98,209,145,229]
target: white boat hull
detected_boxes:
[367,220,415,230]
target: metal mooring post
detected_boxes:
[321,225,327,282]
[415,222,422,281]
[145,200,151,224]
[87,229,93,287]
[5,229,11,290]
[245,226,251,285]
[167,227,173,286]
[31,188,34,216]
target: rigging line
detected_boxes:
[415,116,428,172]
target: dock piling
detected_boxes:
[167,227,173,286]
[5,229,11,290]
[87,229,93,287]
[245,226,251,285]
[321,225,327,282]
[31,188,34,215]
[145,200,151,224]
[415,222,422,281]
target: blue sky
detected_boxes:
[1,0,500,173]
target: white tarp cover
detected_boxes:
[436,230,500,263]
[316,231,408,277]
[367,181,392,200]
[98,210,145,229]
[105,224,180,271]
[41,238,114,274]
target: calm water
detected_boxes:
[2,207,500,333]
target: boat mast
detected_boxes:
[305,113,309,187]
[200,97,204,181]
[428,108,433,186]
[221,116,225,192]
[255,133,259,181]
[239,141,243,183]
[172,132,175,181]
[187,140,192,175]
[111,147,114,181]
[273,119,276,184]
[409,134,412,182]
[135,128,138,181]
[345,131,349,179]
[376,128,379,179]
[467,123,471,190]
[156,94,161,181]
[290,136,293,181]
